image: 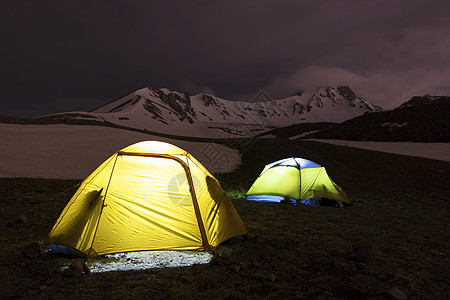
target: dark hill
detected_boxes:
[303,96,450,142]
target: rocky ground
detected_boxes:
[0,138,449,299]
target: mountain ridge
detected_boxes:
[75,85,380,137]
[0,85,382,139]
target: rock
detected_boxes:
[345,242,372,262]
[9,215,28,226]
[64,259,90,277]
[386,286,408,300]
[251,259,261,269]
[377,273,388,281]
[297,205,309,212]
[265,273,277,282]
[22,241,43,258]
[254,273,265,281]
[225,291,245,300]
[146,274,157,282]
[229,264,241,273]
[210,253,219,265]
[254,272,276,283]
[333,261,351,274]
[7,215,28,227]
[64,261,84,277]
[254,234,265,244]
[211,253,233,266]
[239,261,250,271]
[179,275,191,284]
[330,214,341,222]
[81,260,90,274]
[19,215,28,225]
[395,273,417,288]
[22,247,40,258]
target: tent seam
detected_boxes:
[86,153,120,256]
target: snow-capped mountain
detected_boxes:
[49,86,382,138]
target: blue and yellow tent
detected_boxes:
[245,157,350,206]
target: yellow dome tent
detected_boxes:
[245,157,350,206]
[45,141,248,257]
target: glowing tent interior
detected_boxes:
[45,141,248,257]
[245,157,350,206]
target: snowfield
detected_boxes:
[1,124,449,179]
[0,124,241,179]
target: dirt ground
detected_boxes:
[1,139,449,299]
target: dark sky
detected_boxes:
[2,0,450,118]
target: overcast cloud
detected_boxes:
[1,0,449,117]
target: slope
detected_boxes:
[301,96,450,142]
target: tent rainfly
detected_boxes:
[245,157,350,206]
[45,141,248,257]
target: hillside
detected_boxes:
[301,96,450,142]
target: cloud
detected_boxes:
[179,80,216,96]
[355,67,450,109]
[263,65,450,109]
[264,66,366,98]
[263,28,450,109]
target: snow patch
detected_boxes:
[381,122,409,128]
[288,130,321,140]
[88,251,213,273]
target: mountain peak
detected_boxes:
[59,85,383,138]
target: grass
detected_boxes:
[1,138,449,299]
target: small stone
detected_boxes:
[64,259,89,277]
[81,260,90,274]
[215,254,233,266]
[386,286,408,300]
[147,274,157,281]
[330,214,341,222]
[255,273,265,281]
[22,247,40,258]
[254,234,265,244]
[251,259,261,269]
[345,242,372,262]
[265,273,277,282]
[210,253,219,265]
[229,264,241,273]
[14,215,28,226]
[239,261,250,271]
[22,241,43,258]
[334,261,351,274]
[179,276,191,284]
[64,261,83,277]
[377,273,388,281]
